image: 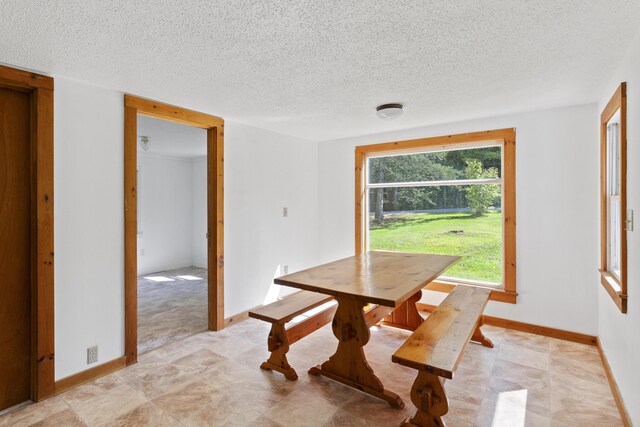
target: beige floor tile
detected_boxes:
[233,344,274,370]
[491,359,550,391]
[550,393,623,426]
[181,395,263,427]
[340,392,412,426]
[29,408,86,427]
[549,353,608,386]
[98,402,180,427]
[549,367,616,409]
[442,414,474,427]
[187,382,284,426]
[267,386,341,427]
[498,341,550,371]
[152,378,265,426]
[1,319,623,427]
[60,373,125,407]
[170,348,226,374]
[321,408,374,426]
[474,395,551,427]
[446,396,482,423]
[303,375,359,407]
[0,397,69,427]
[446,368,491,406]
[251,415,285,427]
[503,329,550,353]
[64,383,148,426]
[200,357,297,399]
[548,338,599,356]
[485,376,550,417]
[458,343,499,375]
[117,360,194,399]
[370,325,412,351]
[151,378,217,420]
[150,339,207,364]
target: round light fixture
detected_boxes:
[376,103,403,120]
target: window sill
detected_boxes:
[425,279,517,304]
[599,271,627,313]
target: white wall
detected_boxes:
[53,79,320,379]
[597,29,640,424]
[191,157,207,268]
[137,154,194,275]
[224,122,320,316]
[318,103,600,335]
[54,78,125,379]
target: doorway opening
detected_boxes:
[136,116,209,354]
[124,95,224,365]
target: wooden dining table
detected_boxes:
[273,251,460,409]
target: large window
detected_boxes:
[600,83,627,313]
[355,129,516,303]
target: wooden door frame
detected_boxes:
[123,95,224,365]
[0,65,55,401]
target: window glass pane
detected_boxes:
[608,197,621,278]
[367,185,503,284]
[368,146,502,184]
[607,122,620,196]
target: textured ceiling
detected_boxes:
[137,115,206,159]
[1,1,639,141]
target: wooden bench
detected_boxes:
[249,290,336,380]
[392,286,493,426]
[250,290,398,380]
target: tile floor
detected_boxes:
[137,267,208,355]
[0,318,622,426]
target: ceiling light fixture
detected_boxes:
[376,103,404,120]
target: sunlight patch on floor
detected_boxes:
[175,275,202,281]
[144,276,175,282]
[492,389,527,427]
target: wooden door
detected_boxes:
[0,86,32,410]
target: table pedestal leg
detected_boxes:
[308,297,404,409]
[380,290,424,331]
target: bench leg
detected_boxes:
[402,371,448,427]
[471,316,494,348]
[260,323,298,380]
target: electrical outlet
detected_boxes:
[283,265,288,275]
[87,346,98,364]
[283,207,288,217]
